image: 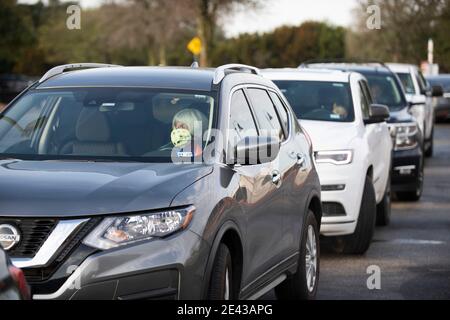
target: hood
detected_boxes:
[0,160,212,217]
[388,107,415,124]
[300,120,358,151]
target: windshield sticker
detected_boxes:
[177,151,193,158]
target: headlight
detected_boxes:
[83,206,195,250]
[389,123,418,151]
[314,150,353,165]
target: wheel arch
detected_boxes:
[308,193,322,229]
[202,220,244,299]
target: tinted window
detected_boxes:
[417,72,428,92]
[247,88,284,140]
[229,90,258,150]
[396,72,416,94]
[268,91,289,137]
[0,88,216,162]
[275,81,355,122]
[364,74,407,110]
[359,81,371,119]
[427,77,450,92]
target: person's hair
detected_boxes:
[173,108,207,136]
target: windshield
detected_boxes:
[0,88,216,162]
[274,81,354,122]
[396,72,415,94]
[364,74,407,110]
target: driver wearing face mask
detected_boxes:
[171,108,207,157]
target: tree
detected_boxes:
[0,0,35,73]
[347,0,450,70]
[191,0,266,67]
[209,21,346,67]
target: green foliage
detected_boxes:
[0,0,36,73]
[211,22,346,67]
[348,0,450,72]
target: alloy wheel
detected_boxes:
[305,225,317,292]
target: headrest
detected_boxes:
[76,109,111,142]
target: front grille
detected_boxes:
[0,218,57,258]
[322,202,346,217]
[23,218,100,284]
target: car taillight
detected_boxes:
[8,266,30,300]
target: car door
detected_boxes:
[241,87,297,280]
[226,89,284,286]
[416,71,434,140]
[267,90,311,255]
[359,79,389,199]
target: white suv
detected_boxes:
[387,63,437,157]
[263,68,392,254]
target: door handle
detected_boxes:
[297,153,307,170]
[272,170,282,186]
[297,153,305,166]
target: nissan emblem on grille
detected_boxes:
[0,224,21,251]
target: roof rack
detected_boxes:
[213,64,260,85]
[39,63,122,83]
[299,59,387,69]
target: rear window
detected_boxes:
[274,81,354,122]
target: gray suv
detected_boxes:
[0,64,322,300]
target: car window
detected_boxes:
[0,96,46,149]
[0,88,216,162]
[268,91,289,138]
[364,74,407,110]
[246,88,285,141]
[228,90,258,150]
[417,72,428,93]
[359,81,371,120]
[396,72,416,94]
[427,77,450,92]
[275,80,355,123]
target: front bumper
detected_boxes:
[315,162,365,237]
[391,146,422,193]
[28,229,210,300]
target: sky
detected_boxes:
[18,0,358,37]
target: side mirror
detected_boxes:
[431,85,444,97]
[365,104,390,124]
[235,136,280,165]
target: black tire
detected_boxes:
[425,129,434,158]
[336,176,376,255]
[396,161,424,202]
[275,210,320,300]
[207,243,233,300]
[376,173,391,227]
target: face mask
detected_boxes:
[171,128,192,148]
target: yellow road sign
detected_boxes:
[187,37,202,56]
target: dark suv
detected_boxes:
[0,63,321,300]
[304,62,424,201]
